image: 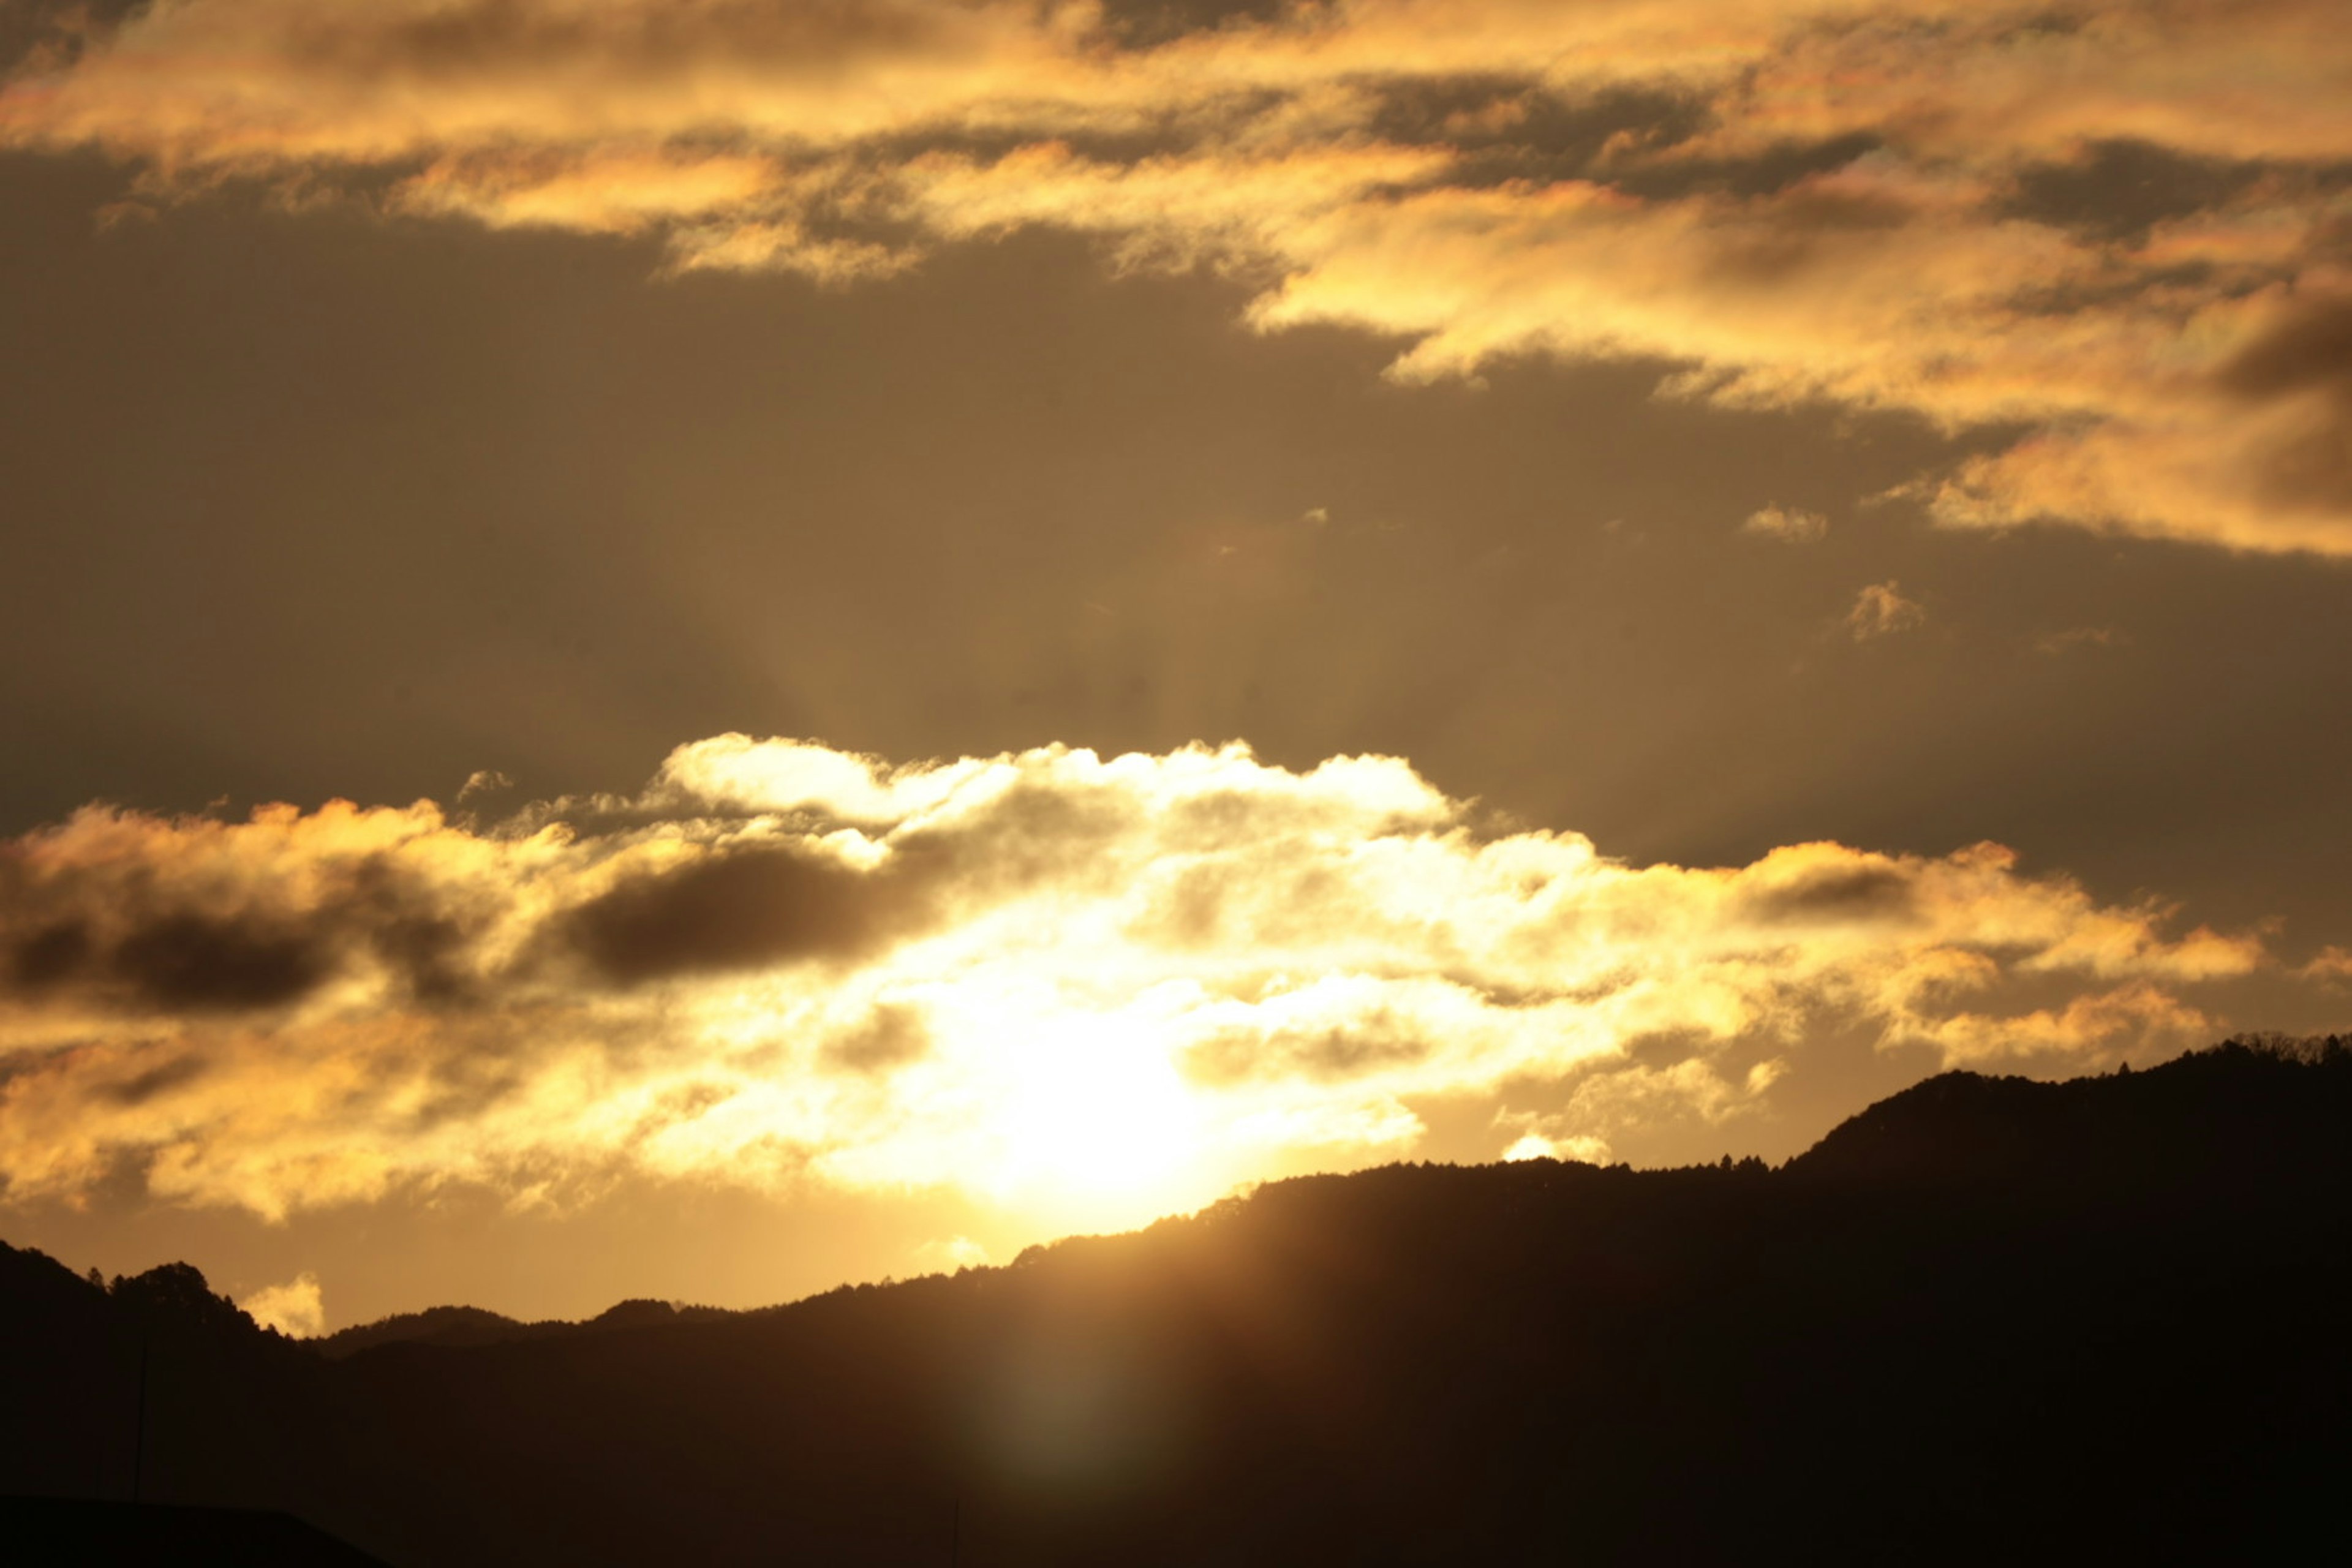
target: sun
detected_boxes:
[953,1002,1219,1227]
[1005,1038,1202,1192]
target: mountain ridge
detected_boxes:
[4,1034,2347,1564]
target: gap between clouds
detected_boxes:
[0,736,2282,1223]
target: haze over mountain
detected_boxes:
[5,1038,2345,1564]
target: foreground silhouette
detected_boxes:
[0,1499,389,1566]
[5,1037,2348,1564]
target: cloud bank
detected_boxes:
[6,0,2352,552]
[0,737,2277,1223]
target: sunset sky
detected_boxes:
[3,0,2348,1332]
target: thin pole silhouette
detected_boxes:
[132,1340,149,1504]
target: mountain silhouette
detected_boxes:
[4,1035,2348,1564]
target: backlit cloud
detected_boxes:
[0,737,2282,1226]
[239,1270,325,1338]
[1847,579,1925,638]
[6,1,2350,551]
[1743,505,1828,543]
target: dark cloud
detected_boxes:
[1699,177,1921,286]
[2216,296,2352,402]
[7,921,91,992]
[2248,406,2352,513]
[0,844,487,1016]
[1182,1016,1433,1086]
[824,1002,933,1074]
[108,913,334,1012]
[1366,78,1706,180]
[1091,0,1324,53]
[1746,863,1919,924]
[1353,75,1880,203]
[99,1050,209,1108]
[2,893,337,1014]
[888,778,1143,898]
[1615,133,1885,202]
[1356,75,1883,202]
[280,0,948,80]
[0,0,150,79]
[333,856,484,1006]
[2002,260,2228,318]
[2000,139,2269,244]
[2211,295,2352,511]
[562,845,928,986]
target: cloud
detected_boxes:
[0,0,149,78]
[239,1270,324,1337]
[2030,625,2124,655]
[2304,946,2352,987]
[913,1234,990,1272]
[1496,1112,1614,1165]
[1741,505,1828,543]
[457,770,515,803]
[5,1,2350,551]
[0,736,2288,1224]
[559,843,935,984]
[1885,980,2215,1066]
[1847,579,1924,639]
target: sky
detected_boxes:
[2,0,2349,1332]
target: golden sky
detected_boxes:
[2,0,2349,1327]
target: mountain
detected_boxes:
[5,1036,2348,1564]
[314,1306,550,1360]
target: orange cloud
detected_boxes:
[1743,505,1828,543]
[5,2,2350,549]
[238,1270,325,1337]
[1847,579,1924,638]
[0,737,2286,1227]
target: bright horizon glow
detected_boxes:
[989,1020,1213,1215]
[803,972,1235,1233]
[0,737,2289,1254]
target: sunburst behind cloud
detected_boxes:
[0,736,2283,1234]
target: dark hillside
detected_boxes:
[5,1037,2349,1564]
[314,1306,549,1360]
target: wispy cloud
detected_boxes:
[1742,505,1828,543]
[6,1,2350,551]
[1847,579,1924,638]
[2030,625,2125,655]
[0,736,2278,1223]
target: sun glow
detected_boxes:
[992,1023,1208,1209]
[914,971,1227,1229]
[764,963,1233,1233]
[0,738,2261,1232]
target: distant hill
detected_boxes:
[314,1305,548,1360]
[4,1036,2348,1565]
[314,1296,735,1359]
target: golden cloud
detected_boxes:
[0,737,2279,1224]
[1847,578,1924,638]
[239,1269,325,1337]
[7,1,2350,550]
[1743,505,1829,543]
